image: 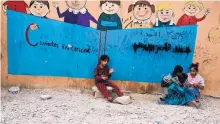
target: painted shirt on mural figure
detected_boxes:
[177,1,210,26]
[125,1,155,29]
[177,14,206,26]
[3,1,28,13]
[125,19,153,29]
[154,3,175,27]
[97,13,122,30]
[154,20,175,27]
[56,7,97,27]
[98,0,122,30]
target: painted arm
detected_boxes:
[197,8,210,22]
[56,7,67,18]
[117,15,122,29]
[196,15,206,22]
[124,20,133,29]
[89,12,98,24]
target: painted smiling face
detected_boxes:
[157,9,173,22]
[101,1,120,15]
[134,5,150,20]
[183,4,201,16]
[29,1,49,17]
[66,0,87,10]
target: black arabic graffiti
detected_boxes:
[133,42,191,55]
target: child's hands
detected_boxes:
[109,68,114,74]
[184,82,192,87]
[193,83,200,88]
[101,76,108,80]
[164,79,170,84]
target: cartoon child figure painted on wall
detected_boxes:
[54,0,97,27]
[154,2,175,27]
[29,0,50,18]
[177,1,210,26]
[2,1,28,15]
[125,0,155,29]
[97,0,122,31]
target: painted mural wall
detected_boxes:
[1,0,220,96]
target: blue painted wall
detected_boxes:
[7,10,197,83]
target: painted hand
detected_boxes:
[109,68,114,74]
[170,14,175,25]
[205,8,210,16]
[53,2,59,8]
[155,14,159,26]
[3,5,7,15]
[30,24,38,30]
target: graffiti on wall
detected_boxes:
[7,9,197,83]
[3,0,215,83]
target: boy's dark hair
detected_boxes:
[29,0,50,9]
[128,1,155,13]
[172,65,183,76]
[178,73,188,84]
[100,0,121,7]
[189,63,199,72]
[100,55,110,62]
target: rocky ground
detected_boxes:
[1,88,220,124]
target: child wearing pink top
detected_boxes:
[186,63,205,102]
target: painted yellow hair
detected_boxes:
[156,2,173,12]
[184,1,204,9]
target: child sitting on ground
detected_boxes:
[165,73,201,108]
[160,65,183,101]
[94,55,123,102]
[185,63,205,102]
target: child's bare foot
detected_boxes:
[195,102,201,109]
[188,101,201,109]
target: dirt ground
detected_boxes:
[1,88,220,124]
